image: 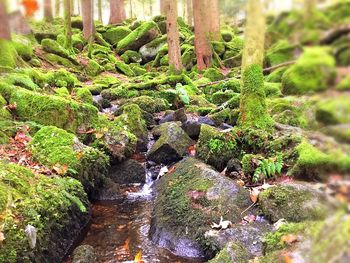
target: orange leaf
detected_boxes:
[284,253,293,263]
[250,187,260,203]
[134,251,144,262]
[281,234,299,245]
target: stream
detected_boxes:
[65,154,203,263]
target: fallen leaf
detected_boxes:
[211,216,232,230]
[0,231,5,244]
[284,253,293,263]
[281,234,300,245]
[250,187,260,203]
[95,132,104,139]
[237,179,245,186]
[134,251,144,262]
[188,145,196,156]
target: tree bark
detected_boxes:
[0,1,11,40]
[304,0,317,22]
[207,0,220,40]
[55,0,61,16]
[149,0,153,17]
[97,0,102,23]
[193,0,212,70]
[241,0,266,71]
[81,0,95,40]
[44,0,54,22]
[186,0,193,26]
[238,0,272,130]
[166,0,183,72]
[109,0,126,24]
[160,0,167,15]
[63,0,72,49]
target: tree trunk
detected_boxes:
[207,0,220,40]
[129,0,133,18]
[70,0,74,14]
[81,0,95,40]
[0,1,11,40]
[149,0,153,17]
[98,0,102,23]
[238,0,272,130]
[109,0,126,24]
[63,0,72,49]
[55,0,61,16]
[186,0,193,26]
[166,0,183,72]
[44,0,54,22]
[160,0,167,15]
[193,0,212,70]
[304,0,317,21]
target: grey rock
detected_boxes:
[72,245,96,263]
[108,159,146,184]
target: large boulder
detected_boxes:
[316,95,350,125]
[196,124,238,171]
[108,159,146,184]
[281,47,336,95]
[259,183,334,223]
[101,26,131,46]
[8,88,98,133]
[150,158,251,258]
[30,126,109,195]
[117,21,161,53]
[147,122,193,164]
[0,162,90,263]
[139,35,167,62]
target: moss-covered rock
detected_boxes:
[265,67,288,83]
[211,90,237,105]
[55,87,70,99]
[150,157,251,258]
[203,68,225,82]
[12,35,34,61]
[0,162,89,263]
[4,73,39,91]
[101,26,132,45]
[203,78,241,95]
[0,39,17,70]
[264,82,282,98]
[115,60,135,76]
[117,21,160,53]
[30,126,109,194]
[123,50,142,63]
[85,59,104,77]
[41,38,77,64]
[139,35,167,62]
[74,88,93,104]
[208,242,249,263]
[121,95,169,113]
[336,75,350,91]
[10,88,98,132]
[265,40,300,67]
[197,124,238,171]
[147,122,193,164]
[259,183,333,223]
[316,95,350,125]
[281,47,336,95]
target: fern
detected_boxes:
[252,155,284,183]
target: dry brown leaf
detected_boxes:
[250,187,260,203]
[281,234,300,245]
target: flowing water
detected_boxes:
[68,169,203,263]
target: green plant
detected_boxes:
[253,155,283,182]
[175,83,190,105]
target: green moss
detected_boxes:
[281,47,336,95]
[46,69,78,89]
[197,124,238,171]
[117,21,160,52]
[116,104,147,139]
[75,88,93,104]
[209,109,239,126]
[337,75,350,91]
[42,53,75,68]
[4,73,39,91]
[54,87,70,99]
[10,88,98,132]
[265,40,298,66]
[265,67,288,83]
[0,39,17,69]
[239,64,274,130]
[102,26,132,45]
[12,35,34,61]
[129,63,147,76]
[122,95,169,113]
[203,68,225,81]
[203,78,241,95]
[263,222,311,252]
[41,38,76,63]
[211,90,236,105]
[30,126,109,193]
[124,50,142,63]
[212,41,226,56]
[316,96,350,125]
[85,59,104,77]
[115,60,135,77]
[208,242,249,263]
[0,161,88,263]
[259,184,329,222]
[264,82,282,97]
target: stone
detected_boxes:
[108,159,146,185]
[259,183,334,223]
[147,122,194,164]
[72,245,96,263]
[150,157,251,258]
[181,120,201,139]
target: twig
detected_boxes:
[263,60,296,74]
